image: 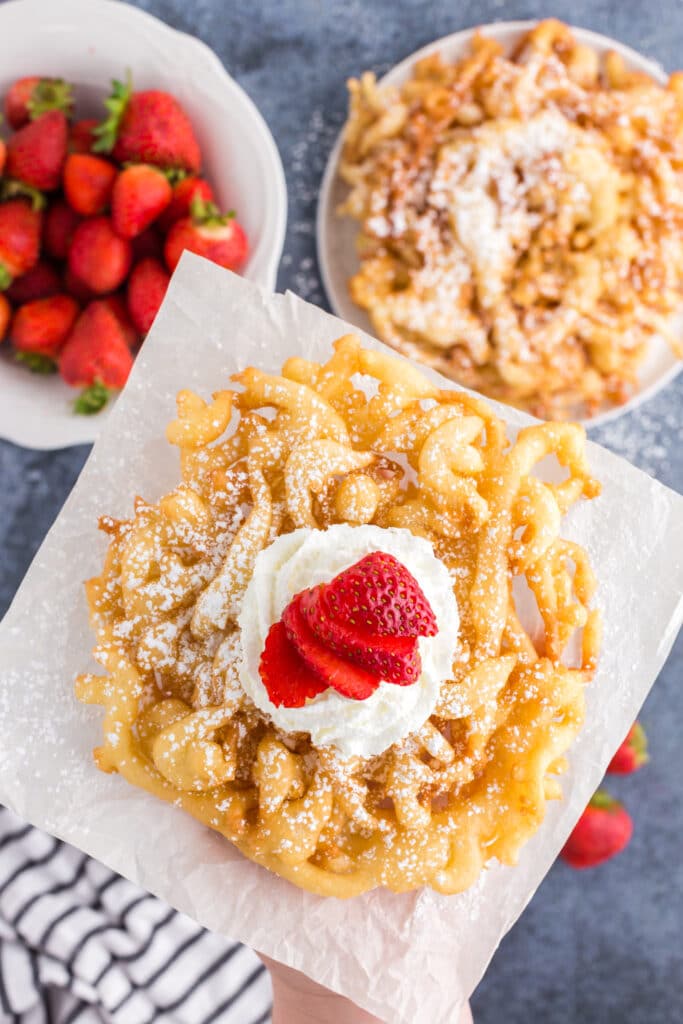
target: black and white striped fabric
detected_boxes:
[0,808,272,1024]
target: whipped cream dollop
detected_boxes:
[237,524,459,757]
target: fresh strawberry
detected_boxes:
[43,200,82,261]
[607,722,649,775]
[5,110,68,191]
[59,300,134,412]
[259,620,327,708]
[11,294,79,359]
[323,552,438,638]
[157,175,214,233]
[164,198,248,273]
[101,293,139,349]
[0,138,5,177]
[63,267,95,304]
[561,791,633,869]
[69,118,99,154]
[131,226,163,262]
[282,597,380,701]
[93,78,201,173]
[63,153,117,216]
[7,260,61,304]
[68,216,132,294]
[0,294,10,342]
[0,199,42,287]
[125,258,169,335]
[111,164,172,239]
[4,77,73,130]
[299,584,421,684]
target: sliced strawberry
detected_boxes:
[283,596,380,701]
[323,552,438,638]
[259,620,327,708]
[299,585,421,684]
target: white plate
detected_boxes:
[317,20,682,428]
[0,0,287,450]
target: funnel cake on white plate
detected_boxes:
[339,19,683,420]
[76,334,601,897]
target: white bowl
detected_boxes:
[0,0,287,450]
[317,20,682,428]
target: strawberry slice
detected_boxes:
[282,597,380,701]
[259,621,327,708]
[323,552,438,638]
[299,585,421,684]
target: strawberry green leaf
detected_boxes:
[0,178,46,211]
[92,74,132,154]
[27,78,74,120]
[73,380,110,415]
[589,789,620,812]
[189,195,235,226]
[15,351,58,374]
[0,265,12,292]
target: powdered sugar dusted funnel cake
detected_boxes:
[76,330,602,897]
[0,258,680,1023]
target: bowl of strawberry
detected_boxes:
[0,0,286,449]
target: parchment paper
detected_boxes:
[0,253,682,1023]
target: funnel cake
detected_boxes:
[76,335,601,897]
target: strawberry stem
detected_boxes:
[0,178,46,211]
[73,380,110,414]
[27,78,74,120]
[589,789,619,811]
[15,351,58,374]
[92,74,132,154]
[189,195,235,226]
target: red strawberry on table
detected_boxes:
[11,294,79,360]
[4,76,73,130]
[560,791,633,869]
[157,175,214,233]
[7,260,61,305]
[43,200,82,261]
[111,164,172,239]
[0,199,43,288]
[0,294,10,342]
[93,77,201,173]
[5,109,68,191]
[126,258,169,335]
[59,300,134,413]
[607,722,648,774]
[164,197,248,273]
[69,118,99,155]
[68,216,132,295]
[63,153,117,216]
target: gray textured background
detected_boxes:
[0,1,681,1021]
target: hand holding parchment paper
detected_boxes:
[0,254,681,1023]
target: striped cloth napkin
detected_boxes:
[0,808,272,1023]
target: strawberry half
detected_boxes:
[283,596,380,701]
[299,585,421,684]
[324,552,438,638]
[259,620,327,708]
